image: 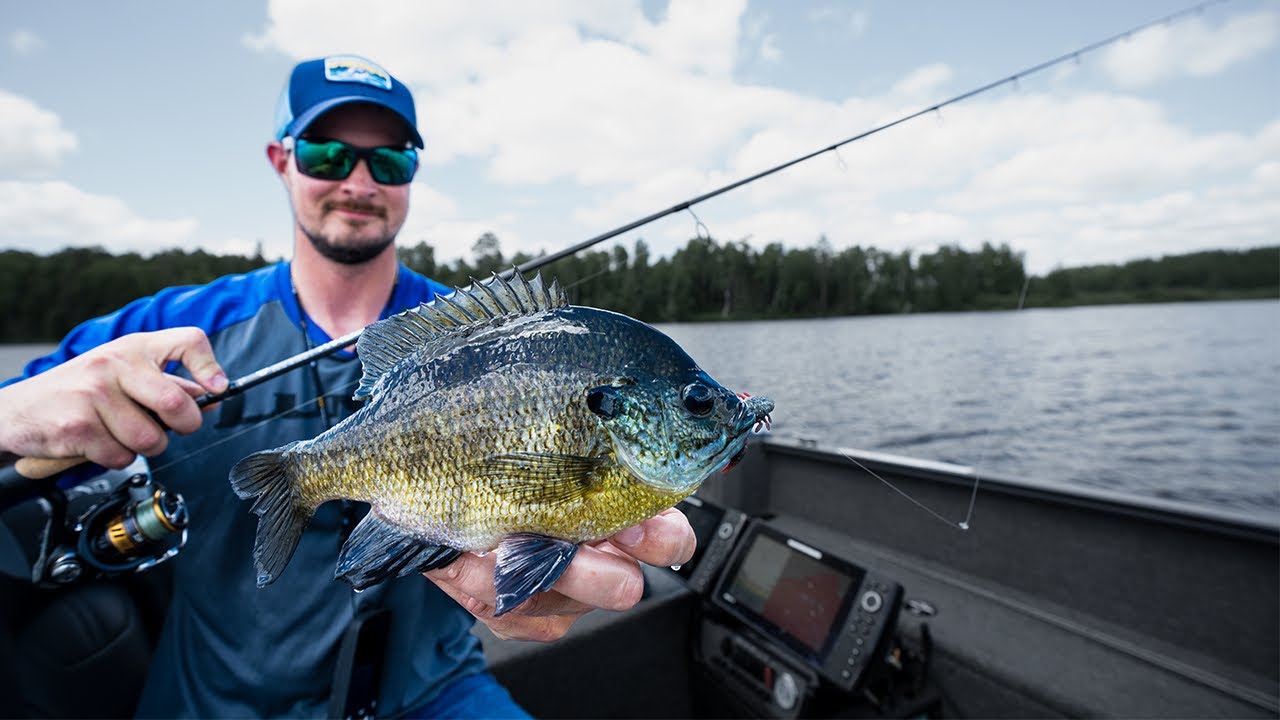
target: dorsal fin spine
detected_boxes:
[460,282,499,319]
[495,274,527,313]
[471,276,509,316]
[442,293,480,322]
[353,270,567,400]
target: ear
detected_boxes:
[266,141,290,178]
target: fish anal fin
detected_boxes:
[493,534,579,616]
[335,512,461,591]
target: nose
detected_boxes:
[339,157,379,196]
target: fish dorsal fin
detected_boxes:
[354,270,567,400]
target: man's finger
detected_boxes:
[604,508,697,568]
[147,327,227,394]
[425,552,499,604]
[545,543,645,613]
[93,390,169,458]
[425,552,595,618]
[119,368,204,436]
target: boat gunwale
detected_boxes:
[758,435,1280,543]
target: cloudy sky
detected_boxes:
[1,0,1276,275]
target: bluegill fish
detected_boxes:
[229,272,773,615]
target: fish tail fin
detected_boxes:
[229,441,310,587]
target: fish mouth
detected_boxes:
[719,393,772,475]
[734,392,774,434]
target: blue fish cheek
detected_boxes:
[596,387,700,493]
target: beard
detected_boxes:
[303,228,395,265]
[300,201,396,265]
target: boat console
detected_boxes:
[673,496,922,719]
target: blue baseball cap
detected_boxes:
[274,54,424,148]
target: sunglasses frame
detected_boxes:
[282,135,418,186]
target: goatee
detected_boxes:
[302,228,395,265]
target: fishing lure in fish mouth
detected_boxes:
[230,271,773,615]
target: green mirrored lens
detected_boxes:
[367,148,417,185]
[295,139,356,180]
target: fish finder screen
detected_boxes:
[724,532,861,656]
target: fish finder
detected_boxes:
[672,495,747,594]
[709,519,903,696]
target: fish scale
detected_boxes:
[230,272,772,614]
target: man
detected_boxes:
[0,55,694,717]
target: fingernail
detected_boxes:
[210,372,228,392]
[614,525,644,547]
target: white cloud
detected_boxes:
[891,63,953,99]
[807,5,869,37]
[248,0,756,189]
[397,181,525,263]
[0,91,77,176]
[0,181,198,254]
[241,1,1279,277]
[9,29,44,55]
[939,93,1254,211]
[1100,10,1278,87]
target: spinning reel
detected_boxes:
[2,461,189,587]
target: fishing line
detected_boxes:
[508,0,1225,279]
[838,450,970,530]
[186,0,1227,407]
[147,377,363,476]
[832,147,848,173]
[562,266,613,291]
[688,208,711,242]
[0,0,1226,502]
[759,1,1224,530]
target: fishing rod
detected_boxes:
[0,0,1221,498]
[207,0,1224,406]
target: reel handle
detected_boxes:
[0,455,80,507]
[15,456,83,480]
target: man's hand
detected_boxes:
[0,327,228,468]
[425,507,696,642]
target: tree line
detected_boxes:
[1,237,1274,342]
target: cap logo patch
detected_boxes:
[324,55,392,91]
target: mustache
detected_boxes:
[324,200,387,218]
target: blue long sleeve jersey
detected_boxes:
[4,261,486,718]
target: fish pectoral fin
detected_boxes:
[493,534,579,616]
[471,452,608,504]
[335,513,462,591]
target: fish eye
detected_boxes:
[681,383,715,417]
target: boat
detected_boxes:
[2,434,1277,718]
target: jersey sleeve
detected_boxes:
[1,264,282,387]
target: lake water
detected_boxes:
[2,299,1277,515]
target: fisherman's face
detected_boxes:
[269,103,412,265]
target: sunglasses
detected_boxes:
[284,136,418,186]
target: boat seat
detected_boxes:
[0,566,172,718]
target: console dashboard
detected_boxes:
[673,496,906,718]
